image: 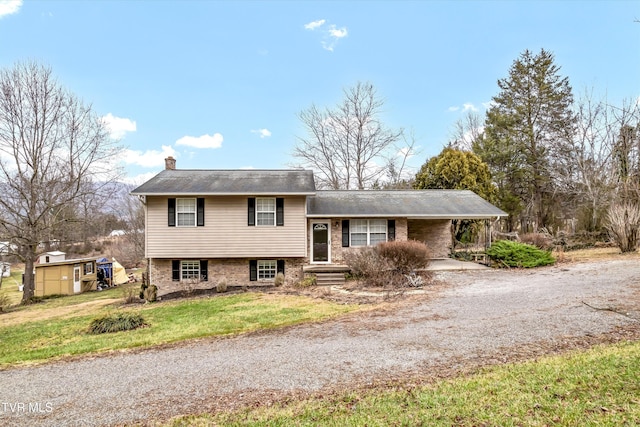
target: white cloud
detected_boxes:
[101,113,137,139]
[462,103,478,112]
[251,128,272,138]
[305,19,348,51]
[0,0,22,18]
[304,19,325,30]
[240,166,255,170]
[122,145,176,168]
[447,106,460,112]
[482,101,496,109]
[328,25,348,38]
[175,133,223,149]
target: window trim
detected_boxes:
[257,260,277,280]
[256,197,276,226]
[349,219,388,247]
[84,262,94,275]
[176,198,197,227]
[180,260,201,281]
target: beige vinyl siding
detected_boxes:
[146,196,307,258]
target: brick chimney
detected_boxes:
[165,156,176,170]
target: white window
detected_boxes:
[177,198,196,227]
[369,220,388,245]
[350,219,388,246]
[258,260,277,280]
[84,262,94,275]
[256,198,275,226]
[181,260,200,280]
[350,219,369,246]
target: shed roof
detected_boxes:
[131,169,316,196]
[35,257,99,268]
[307,190,507,219]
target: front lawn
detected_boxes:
[0,288,359,368]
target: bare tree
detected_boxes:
[293,82,403,189]
[384,130,420,189]
[448,111,484,151]
[0,61,122,302]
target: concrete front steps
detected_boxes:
[303,264,350,286]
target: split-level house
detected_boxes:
[131,157,506,288]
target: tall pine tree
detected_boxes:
[475,49,575,231]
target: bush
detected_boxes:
[274,272,285,287]
[344,241,432,288]
[216,278,228,293]
[121,285,140,304]
[606,202,640,253]
[296,275,317,288]
[376,240,431,274]
[139,283,157,302]
[487,240,555,268]
[343,247,384,278]
[88,312,146,334]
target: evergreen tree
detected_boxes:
[475,49,575,231]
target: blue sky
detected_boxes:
[1,0,639,184]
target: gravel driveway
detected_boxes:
[1,259,639,426]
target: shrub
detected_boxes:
[343,247,388,279]
[139,283,158,302]
[487,240,555,268]
[88,312,146,334]
[296,275,317,288]
[606,202,640,253]
[121,285,140,304]
[344,242,432,288]
[274,272,285,287]
[376,240,431,274]
[216,278,228,293]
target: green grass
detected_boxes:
[170,341,640,426]
[0,269,24,308]
[0,291,358,368]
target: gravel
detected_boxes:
[1,259,639,426]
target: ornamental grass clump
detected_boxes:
[487,240,555,268]
[88,312,147,334]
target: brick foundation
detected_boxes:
[149,257,305,295]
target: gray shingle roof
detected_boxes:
[307,190,507,219]
[131,169,316,195]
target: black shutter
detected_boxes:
[200,260,208,281]
[197,198,205,227]
[171,260,180,281]
[248,198,256,226]
[388,219,396,241]
[168,198,176,227]
[276,198,284,226]
[277,260,285,275]
[342,220,350,247]
[249,260,257,281]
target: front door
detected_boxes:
[312,222,330,263]
[73,266,81,293]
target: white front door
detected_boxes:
[311,222,331,263]
[73,266,81,293]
